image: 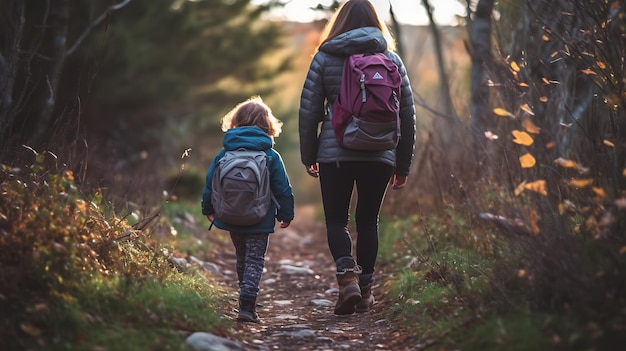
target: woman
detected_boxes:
[299,0,416,315]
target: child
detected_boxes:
[201,96,295,323]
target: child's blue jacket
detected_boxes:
[201,126,295,233]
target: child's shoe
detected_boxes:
[237,296,260,323]
[236,310,260,323]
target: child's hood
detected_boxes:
[223,126,273,151]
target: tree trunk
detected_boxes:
[28,0,70,147]
[469,0,495,173]
[0,0,25,156]
[422,0,456,121]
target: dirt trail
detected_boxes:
[206,205,417,351]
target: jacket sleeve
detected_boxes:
[390,52,416,176]
[268,150,295,223]
[298,52,327,166]
[201,150,224,215]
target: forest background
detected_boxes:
[1,0,625,350]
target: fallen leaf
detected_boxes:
[20,323,42,337]
[522,119,540,134]
[519,82,529,87]
[529,209,540,234]
[592,186,606,198]
[596,61,606,69]
[493,108,515,118]
[542,34,550,41]
[569,178,593,188]
[512,130,534,146]
[520,103,535,116]
[581,68,596,75]
[520,153,536,168]
[510,61,521,72]
[524,179,547,195]
[514,181,527,196]
[603,140,615,147]
[554,157,578,168]
[539,96,549,102]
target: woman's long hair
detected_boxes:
[318,0,396,52]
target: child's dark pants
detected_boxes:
[229,232,269,302]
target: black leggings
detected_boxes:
[319,161,393,275]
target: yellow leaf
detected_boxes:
[519,153,536,168]
[75,199,88,214]
[493,107,515,118]
[592,186,606,198]
[597,61,606,69]
[569,178,593,188]
[546,141,556,149]
[554,157,578,168]
[512,130,534,146]
[550,51,559,58]
[539,96,549,102]
[524,179,547,195]
[603,139,615,147]
[520,103,535,116]
[522,118,541,134]
[20,323,42,337]
[542,34,550,41]
[519,82,529,87]
[64,170,74,182]
[514,181,526,196]
[581,68,596,75]
[510,61,521,72]
[529,209,540,234]
[542,77,550,84]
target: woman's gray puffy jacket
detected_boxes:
[298,26,416,175]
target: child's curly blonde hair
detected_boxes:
[221,96,283,137]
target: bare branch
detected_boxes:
[66,0,133,55]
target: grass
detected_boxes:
[0,154,231,350]
[382,194,626,350]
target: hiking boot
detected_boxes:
[237,296,260,323]
[237,310,260,323]
[334,257,362,315]
[355,282,375,313]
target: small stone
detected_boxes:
[311,299,333,307]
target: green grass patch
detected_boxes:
[0,156,230,350]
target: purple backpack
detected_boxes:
[332,52,402,151]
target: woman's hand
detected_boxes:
[280,221,291,228]
[206,214,215,222]
[305,163,319,178]
[391,174,407,189]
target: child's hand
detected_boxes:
[280,221,290,228]
[206,214,215,222]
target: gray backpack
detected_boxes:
[211,149,273,226]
